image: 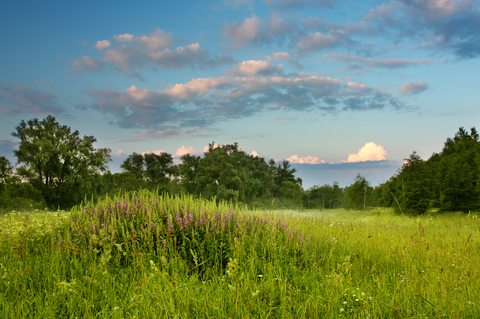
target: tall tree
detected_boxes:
[11,116,111,207]
[344,173,373,210]
[178,154,201,194]
[120,153,144,180]
[397,151,429,215]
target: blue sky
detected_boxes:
[1,0,479,188]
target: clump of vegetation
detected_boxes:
[1,191,480,318]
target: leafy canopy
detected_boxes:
[12,116,111,208]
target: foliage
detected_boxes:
[303,182,343,209]
[11,116,111,208]
[1,194,480,317]
[375,127,480,214]
[0,156,13,183]
[344,173,373,210]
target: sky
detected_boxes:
[1,0,479,188]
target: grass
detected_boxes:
[0,190,479,318]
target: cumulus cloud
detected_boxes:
[0,84,63,115]
[221,14,296,49]
[114,33,134,43]
[87,69,409,132]
[166,77,229,99]
[115,150,127,157]
[174,145,200,157]
[346,142,388,162]
[398,82,429,95]
[287,154,326,164]
[94,40,111,50]
[228,60,283,76]
[361,0,480,59]
[72,29,233,79]
[250,150,261,157]
[346,82,367,91]
[222,15,263,49]
[141,150,166,156]
[203,144,220,152]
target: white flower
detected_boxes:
[340,308,344,312]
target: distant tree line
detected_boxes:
[372,127,480,215]
[0,117,478,214]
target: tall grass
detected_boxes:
[0,190,479,318]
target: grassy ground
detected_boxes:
[0,192,479,318]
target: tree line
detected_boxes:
[0,116,478,214]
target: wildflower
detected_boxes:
[340,308,344,312]
[258,275,263,278]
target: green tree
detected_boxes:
[397,151,429,215]
[437,127,480,212]
[178,154,201,194]
[144,152,174,184]
[120,152,175,187]
[11,116,111,208]
[344,173,373,210]
[0,156,13,183]
[120,153,144,180]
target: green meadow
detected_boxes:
[1,191,479,318]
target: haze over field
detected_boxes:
[1,0,479,187]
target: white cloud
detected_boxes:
[346,142,388,162]
[250,150,261,157]
[134,29,173,51]
[287,154,326,164]
[142,150,166,156]
[398,82,429,95]
[115,150,126,157]
[114,33,134,43]
[221,15,262,48]
[347,82,367,91]
[203,144,220,152]
[72,30,232,79]
[174,145,199,157]
[231,60,283,76]
[94,40,111,50]
[166,77,228,100]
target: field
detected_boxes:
[0,191,479,318]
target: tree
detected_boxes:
[397,151,429,215]
[178,154,201,194]
[0,156,13,183]
[144,152,174,184]
[120,152,175,187]
[344,173,373,210]
[12,116,111,208]
[120,153,144,179]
